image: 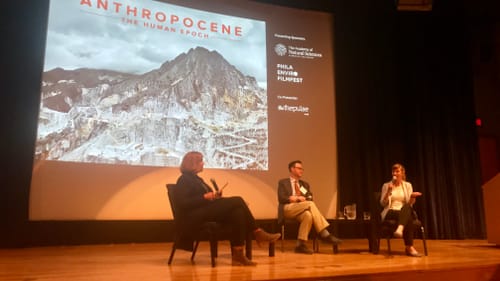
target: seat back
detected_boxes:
[277,204,285,226]
[166,183,240,238]
[166,183,177,222]
[372,192,383,223]
[166,183,257,262]
[166,184,183,229]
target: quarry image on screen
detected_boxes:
[36,0,268,170]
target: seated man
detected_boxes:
[278,160,342,254]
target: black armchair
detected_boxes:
[166,183,252,267]
[372,192,428,256]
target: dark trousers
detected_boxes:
[203,196,256,247]
[384,204,416,246]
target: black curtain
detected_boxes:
[336,0,485,239]
[1,1,49,246]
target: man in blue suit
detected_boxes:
[278,160,342,254]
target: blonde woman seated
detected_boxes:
[380,163,422,257]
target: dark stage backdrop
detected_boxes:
[334,0,484,240]
[0,0,484,247]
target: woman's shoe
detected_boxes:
[393,230,403,238]
[405,248,422,257]
[393,225,404,238]
[254,228,281,246]
[232,247,257,266]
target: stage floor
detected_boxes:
[1,239,500,281]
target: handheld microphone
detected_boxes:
[391,175,397,183]
[210,178,220,192]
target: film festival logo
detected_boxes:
[274,44,287,56]
[274,43,323,59]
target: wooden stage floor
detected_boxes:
[1,239,500,281]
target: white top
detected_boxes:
[380,180,413,220]
[389,185,405,210]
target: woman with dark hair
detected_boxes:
[380,163,422,257]
[173,151,281,266]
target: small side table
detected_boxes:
[330,218,377,254]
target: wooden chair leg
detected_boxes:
[386,237,392,256]
[374,238,380,254]
[311,231,319,253]
[190,241,200,261]
[281,225,285,252]
[168,243,177,265]
[313,237,319,253]
[333,244,339,254]
[245,235,252,260]
[269,242,275,257]
[421,226,428,256]
[209,239,217,267]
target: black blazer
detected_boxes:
[277,178,313,225]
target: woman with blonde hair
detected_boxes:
[380,163,422,257]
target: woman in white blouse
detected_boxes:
[380,163,422,257]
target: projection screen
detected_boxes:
[30,0,338,220]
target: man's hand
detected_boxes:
[289,195,306,202]
[204,192,217,201]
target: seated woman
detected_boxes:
[380,163,422,257]
[173,151,281,266]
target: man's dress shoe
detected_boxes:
[320,235,343,245]
[294,244,313,254]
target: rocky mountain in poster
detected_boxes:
[36,46,268,170]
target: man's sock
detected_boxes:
[296,239,307,247]
[319,229,330,238]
